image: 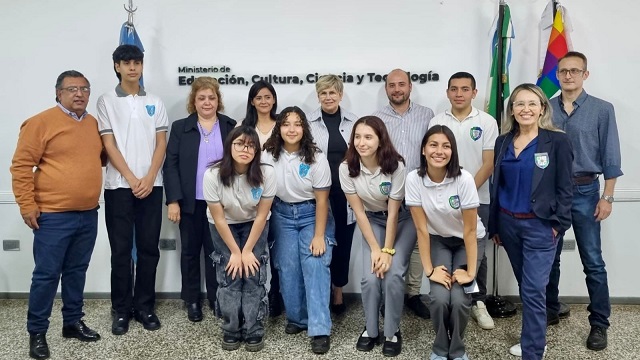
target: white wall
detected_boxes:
[1,0,639,299]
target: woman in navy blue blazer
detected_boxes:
[488,83,573,360]
[163,77,236,322]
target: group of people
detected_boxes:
[11,44,621,360]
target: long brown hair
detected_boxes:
[344,116,404,177]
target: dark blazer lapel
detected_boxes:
[531,129,552,194]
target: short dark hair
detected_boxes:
[344,116,404,177]
[417,125,462,179]
[559,51,588,70]
[448,71,476,90]
[212,126,263,188]
[55,70,89,103]
[112,45,144,81]
[264,106,319,164]
[242,80,278,127]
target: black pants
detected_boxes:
[105,187,162,314]
[179,200,217,304]
[328,187,356,288]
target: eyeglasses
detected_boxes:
[318,90,340,99]
[60,86,91,94]
[512,101,541,110]
[557,68,585,77]
[232,142,256,152]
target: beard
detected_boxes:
[388,92,409,106]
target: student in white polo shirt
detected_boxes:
[405,125,484,360]
[429,72,498,330]
[97,45,168,335]
[203,126,276,353]
[262,106,335,355]
[339,116,411,358]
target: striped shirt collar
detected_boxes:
[56,103,87,121]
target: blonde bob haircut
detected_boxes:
[502,83,561,135]
[186,76,224,114]
[315,74,344,95]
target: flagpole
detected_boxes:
[496,1,505,124]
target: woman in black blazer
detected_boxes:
[488,83,573,360]
[163,76,236,322]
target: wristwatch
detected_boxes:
[601,195,614,203]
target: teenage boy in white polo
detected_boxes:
[97,44,168,335]
[429,72,498,330]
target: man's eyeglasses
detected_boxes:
[60,86,91,94]
[557,68,585,77]
[232,142,256,152]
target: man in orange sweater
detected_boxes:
[10,70,103,360]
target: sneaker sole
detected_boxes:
[245,341,265,352]
[222,341,242,351]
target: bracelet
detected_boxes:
[381,247,396,255]
[426,268,435,278]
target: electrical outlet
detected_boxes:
[562,238,576,251]
[159,238,176,251]
[3,239,20,251]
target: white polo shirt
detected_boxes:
[262,150,331,203]
[429,107,498,204]
[405,169,485,239]
[203,163,276,224]
[339,161,406,212]
[97,85,169,190]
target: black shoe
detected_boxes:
[330,302,347,316]
[134,310,161,331]
[111,312,130,335]
[559,301,571,319]
[62,320,101,342]
[221,334,241,351]
[268,290,283,317]
[311,335,330,354]
[285,323,306,334]
[245,336,265,352]
[186,302,203,322]
[29,333,50,359]
[356,328,380,352]
[547,312,560,326]
[586,325,607,351]
[405,295,430,319]
[382,330,402,357]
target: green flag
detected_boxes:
[486,4,515,122]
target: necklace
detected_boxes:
[256,120,275,135]
[198,119,217,143]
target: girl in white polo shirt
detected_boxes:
[203,126,276,353]
[262,106,335,355]
[405,125,484,360]
[339,116,411,357]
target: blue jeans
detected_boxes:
[27,209,98,334]
[271,198,336,337]
[499,212,556,360]
[210,221,269,339]
[547,179,610,328]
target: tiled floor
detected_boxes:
[0,297,637,359]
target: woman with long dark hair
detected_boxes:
[263,106,335,354]
[163,76,236,322]
[406,125,483,360]
[339,116,411,357]
[203,126,276,353]
[241,80,278,146]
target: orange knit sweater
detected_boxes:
[11,107,103,214]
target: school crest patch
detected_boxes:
[449,195,461,209]
[534,152,549,169]
[251,187,263,200]
[379,181,391,196]
[299,163,310,178]
[145,105,156,117]
[470,127,483,141]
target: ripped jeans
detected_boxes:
[210,221,269,339]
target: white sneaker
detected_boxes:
[471,301,495,330]
[509,343,547,357]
